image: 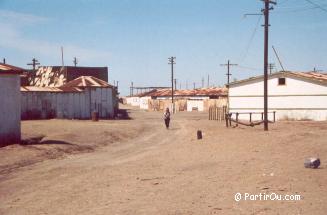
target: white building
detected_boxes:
[127,96,140,107]
[0,63,23,146]
[229,71,327,121]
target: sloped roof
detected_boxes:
[0,63,24,74]
[62,76,113,88]
[132,87,227,97]
[21,86,83,93]
[290,71,327,83]
[229,71,327,87]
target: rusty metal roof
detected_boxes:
[0,63,24,74]
[290,71,327,83]
[133,87,228,97]
[21,86,83,93]
[229,71,327,87]
[62,76,113,88]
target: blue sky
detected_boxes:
[0,0,326,95]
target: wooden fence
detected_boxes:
[208,106,227,121]
[225,111,276,127]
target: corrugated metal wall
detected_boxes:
[21,88,114,120]
[0,75,21,145]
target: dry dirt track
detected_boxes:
[0,106,327,215]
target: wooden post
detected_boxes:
[229,113,232,127]
[250,112,252,123]
[223,106,226,120]
[261,112,264,120]
[225,113,229,127]
[236,112,239,126]
[209,107,211,120]
[215,107,217,120]
[273,111,276,122]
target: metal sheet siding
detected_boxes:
[0,75,21,145]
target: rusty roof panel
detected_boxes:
[21,86,83,93]
[230,71,327,86]
[133,87,228,97]
[0,63,24,74]
[290,72,327,83]
[62,76,113,88]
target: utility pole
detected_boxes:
[313,67,322,72]
[73,57,78,67]
[168,57,176,113]
[174,78,177,91]
[27,58,40,70]
[220,60,238,88]
[262,0,276,131]
[193,82,196,89]
[130,81,134,96]
[61,46,64,67]
[207,74,210,88]
[186,80,188,89]
[268,63,275,74]
[3,58,6,64]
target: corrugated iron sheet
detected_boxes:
[0,63,24,74]
[21,86,83,93]
[291,72,327,82]
[62,76,113,88]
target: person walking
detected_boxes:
[163,107,171,129]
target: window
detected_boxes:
[278,77,286,86]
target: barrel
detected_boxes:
[92,111,99,121]
[197,130,202,140]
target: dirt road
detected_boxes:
[0,106,326,214]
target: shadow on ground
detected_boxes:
[116,108,133,120]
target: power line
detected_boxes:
[304,0,327,12]
[237,65,262,71]
[275,5,323,13]
[220,60,238,88]
[239,15,262,63]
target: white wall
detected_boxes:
[140,97,151,110]
[21,87,115,120]
[187,100,204,112]
[229,76,327,121]
[127,97,140,106]
[0,75,21,145]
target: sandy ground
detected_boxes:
[0,105,327,215]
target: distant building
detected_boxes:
[229,71,327,121]
[0,63,23,146]
[125,87,228,112]
[22,66,108,87]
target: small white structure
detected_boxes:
[139,96,151,110]
[0,63,23,146]
[21,76,117,119]
[187,99,205,111]
[126,96,140,107]
[229,71,327,121]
